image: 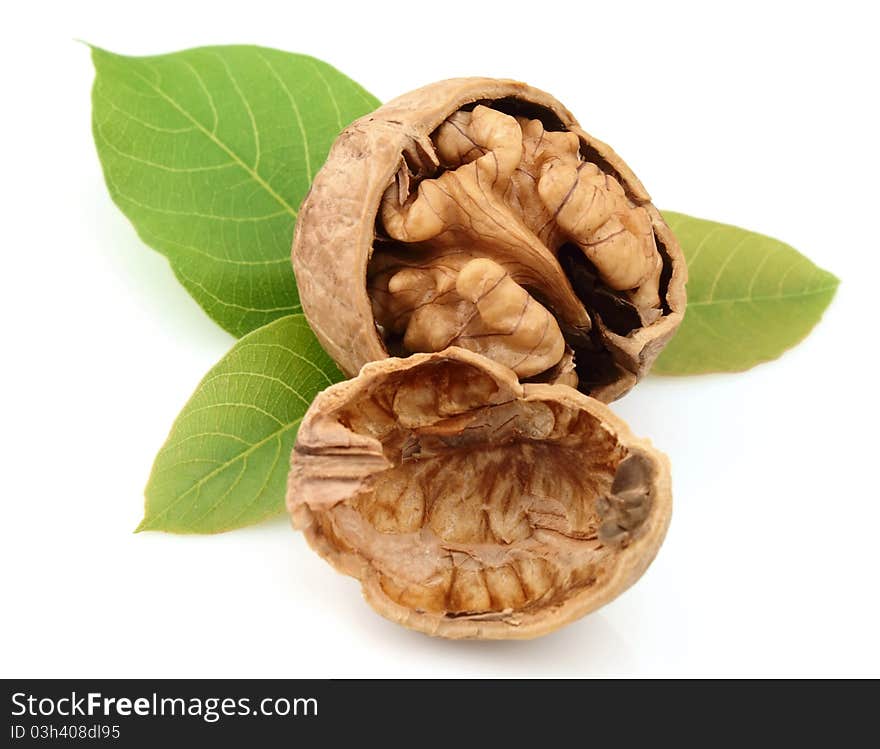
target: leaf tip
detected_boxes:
[86,43,120,67]
[77,39,106,68]
[814,265,841,311]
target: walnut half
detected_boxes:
[287,348,671,639]
[293,78,687,401]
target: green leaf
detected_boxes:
[139,314,343,533]
[91,45,379,337]
[653,212,839,375]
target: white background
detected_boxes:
[2,0,878,677]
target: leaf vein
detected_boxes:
[181,59,219,134]
[128,61,296,217]
[703,232,753,303]
[226,437,283,526]
[176,401,285,426]
[94,122,235,173]
[211,52,261,170]
[308,59,343,131]
[146,417,302,527]
[186,456,249,525]
[95,87,195,133]
[234,342,338,386]
[258,52,313,181]
[687,284,838,307]
[139,227,291,268]
[160,431,252,456]
[115,191,290,222]
[173,267,301,313]
[200,371,312,408]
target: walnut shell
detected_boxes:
[287,348,671,639]
[293,78,687,402]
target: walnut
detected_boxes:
[293,78,686,401]
[287,348,671,639]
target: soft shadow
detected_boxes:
[348,595,635,677]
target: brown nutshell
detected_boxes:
[287,348,672,639]
[293,78,687,402]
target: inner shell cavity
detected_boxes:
[306,359,654,617]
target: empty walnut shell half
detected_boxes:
[287,348,671,639]
[293,78,686,402]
